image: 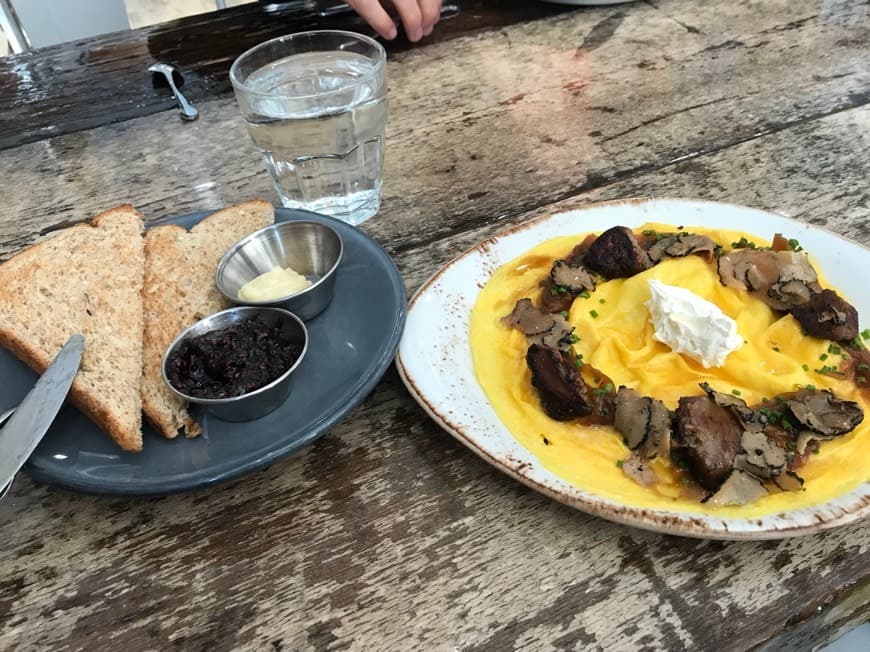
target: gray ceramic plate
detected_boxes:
[3,208,406,496]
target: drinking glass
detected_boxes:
[230,31,388,226]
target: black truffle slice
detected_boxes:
[704,469,769,507]
[647,233,718,263]
[717,249,821,310]
[501,298,557,336]
[786,389,863,437]
[613,386,671,458]
[550,259,596,293]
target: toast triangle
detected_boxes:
[0,205,146,452]
[141,199,274,438]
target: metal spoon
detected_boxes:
[148,62,199,121]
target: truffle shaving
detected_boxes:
[705,469,769,507]
[786,389,863,437]
[502,298,575,351]
[550,259,596,293]
[621,453,657,487]
[647,233,718,263]
[613,386,672,458]
[717,249,821,311]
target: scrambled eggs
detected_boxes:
[470,223,870,517]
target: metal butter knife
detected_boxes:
[0,334,84,498]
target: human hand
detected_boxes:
[344,0,443,42]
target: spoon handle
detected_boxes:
[165,75,199,121]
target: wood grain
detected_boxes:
[1,0,867,261]
[0,0,571,150]
[0,0,869,649]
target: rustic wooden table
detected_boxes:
[1,1,868,649]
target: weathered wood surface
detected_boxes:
[1,1,869,649]
[2,0,868,260]
[0,0,571,150]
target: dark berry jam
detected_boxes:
[167,315,303,399]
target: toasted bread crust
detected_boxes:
[0,205,145,452]
[141,200,274,438]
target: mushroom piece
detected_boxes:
[526,344,593,421]
[705,469,769,507]
[647,233,718,263]
[786,389,864,437]
[539,277,575,314]
[717,249,821,311]
[621,453,657,487]
[550,259,596,293]
[673,395,743,491]
[584,226,652,279]
[613,386,672,458]
[788,289,859,344]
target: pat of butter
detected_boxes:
[646,279,742,368]
[238,266,312,302]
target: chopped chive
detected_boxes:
[842,353,849,360]
[857,363,869,371]
[858,376,867,383]
[806,384,816,390]
[616,459,624,468]
[569,333,580,344]
[731,389,741,396]
[862,329,870,340]
[579,291,591,299]
[590,310,599,319]
[802,364,809,371]
[830,345,841,355]
[599,298,606,304]
[560,310,569,319]
[819,353,828,361]
[773,346,780,352]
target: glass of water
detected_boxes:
[230,31,387,226]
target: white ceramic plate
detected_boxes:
[396,199,870,539]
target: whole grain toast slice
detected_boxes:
[0,205,145,452]
[141,199,274,438]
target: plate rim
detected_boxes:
[22,207,407,496]
[396,197,870,539]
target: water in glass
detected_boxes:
[242,50,387,226]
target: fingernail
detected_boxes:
[386,25,397,40]
[423,25,433,37]
[409,28,422,42]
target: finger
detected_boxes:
[347,0,398,40]
[392,0,424,42]
[419,0,442,36]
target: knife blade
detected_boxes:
[0,334,84,491]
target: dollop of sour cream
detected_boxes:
[646,279,742,368]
